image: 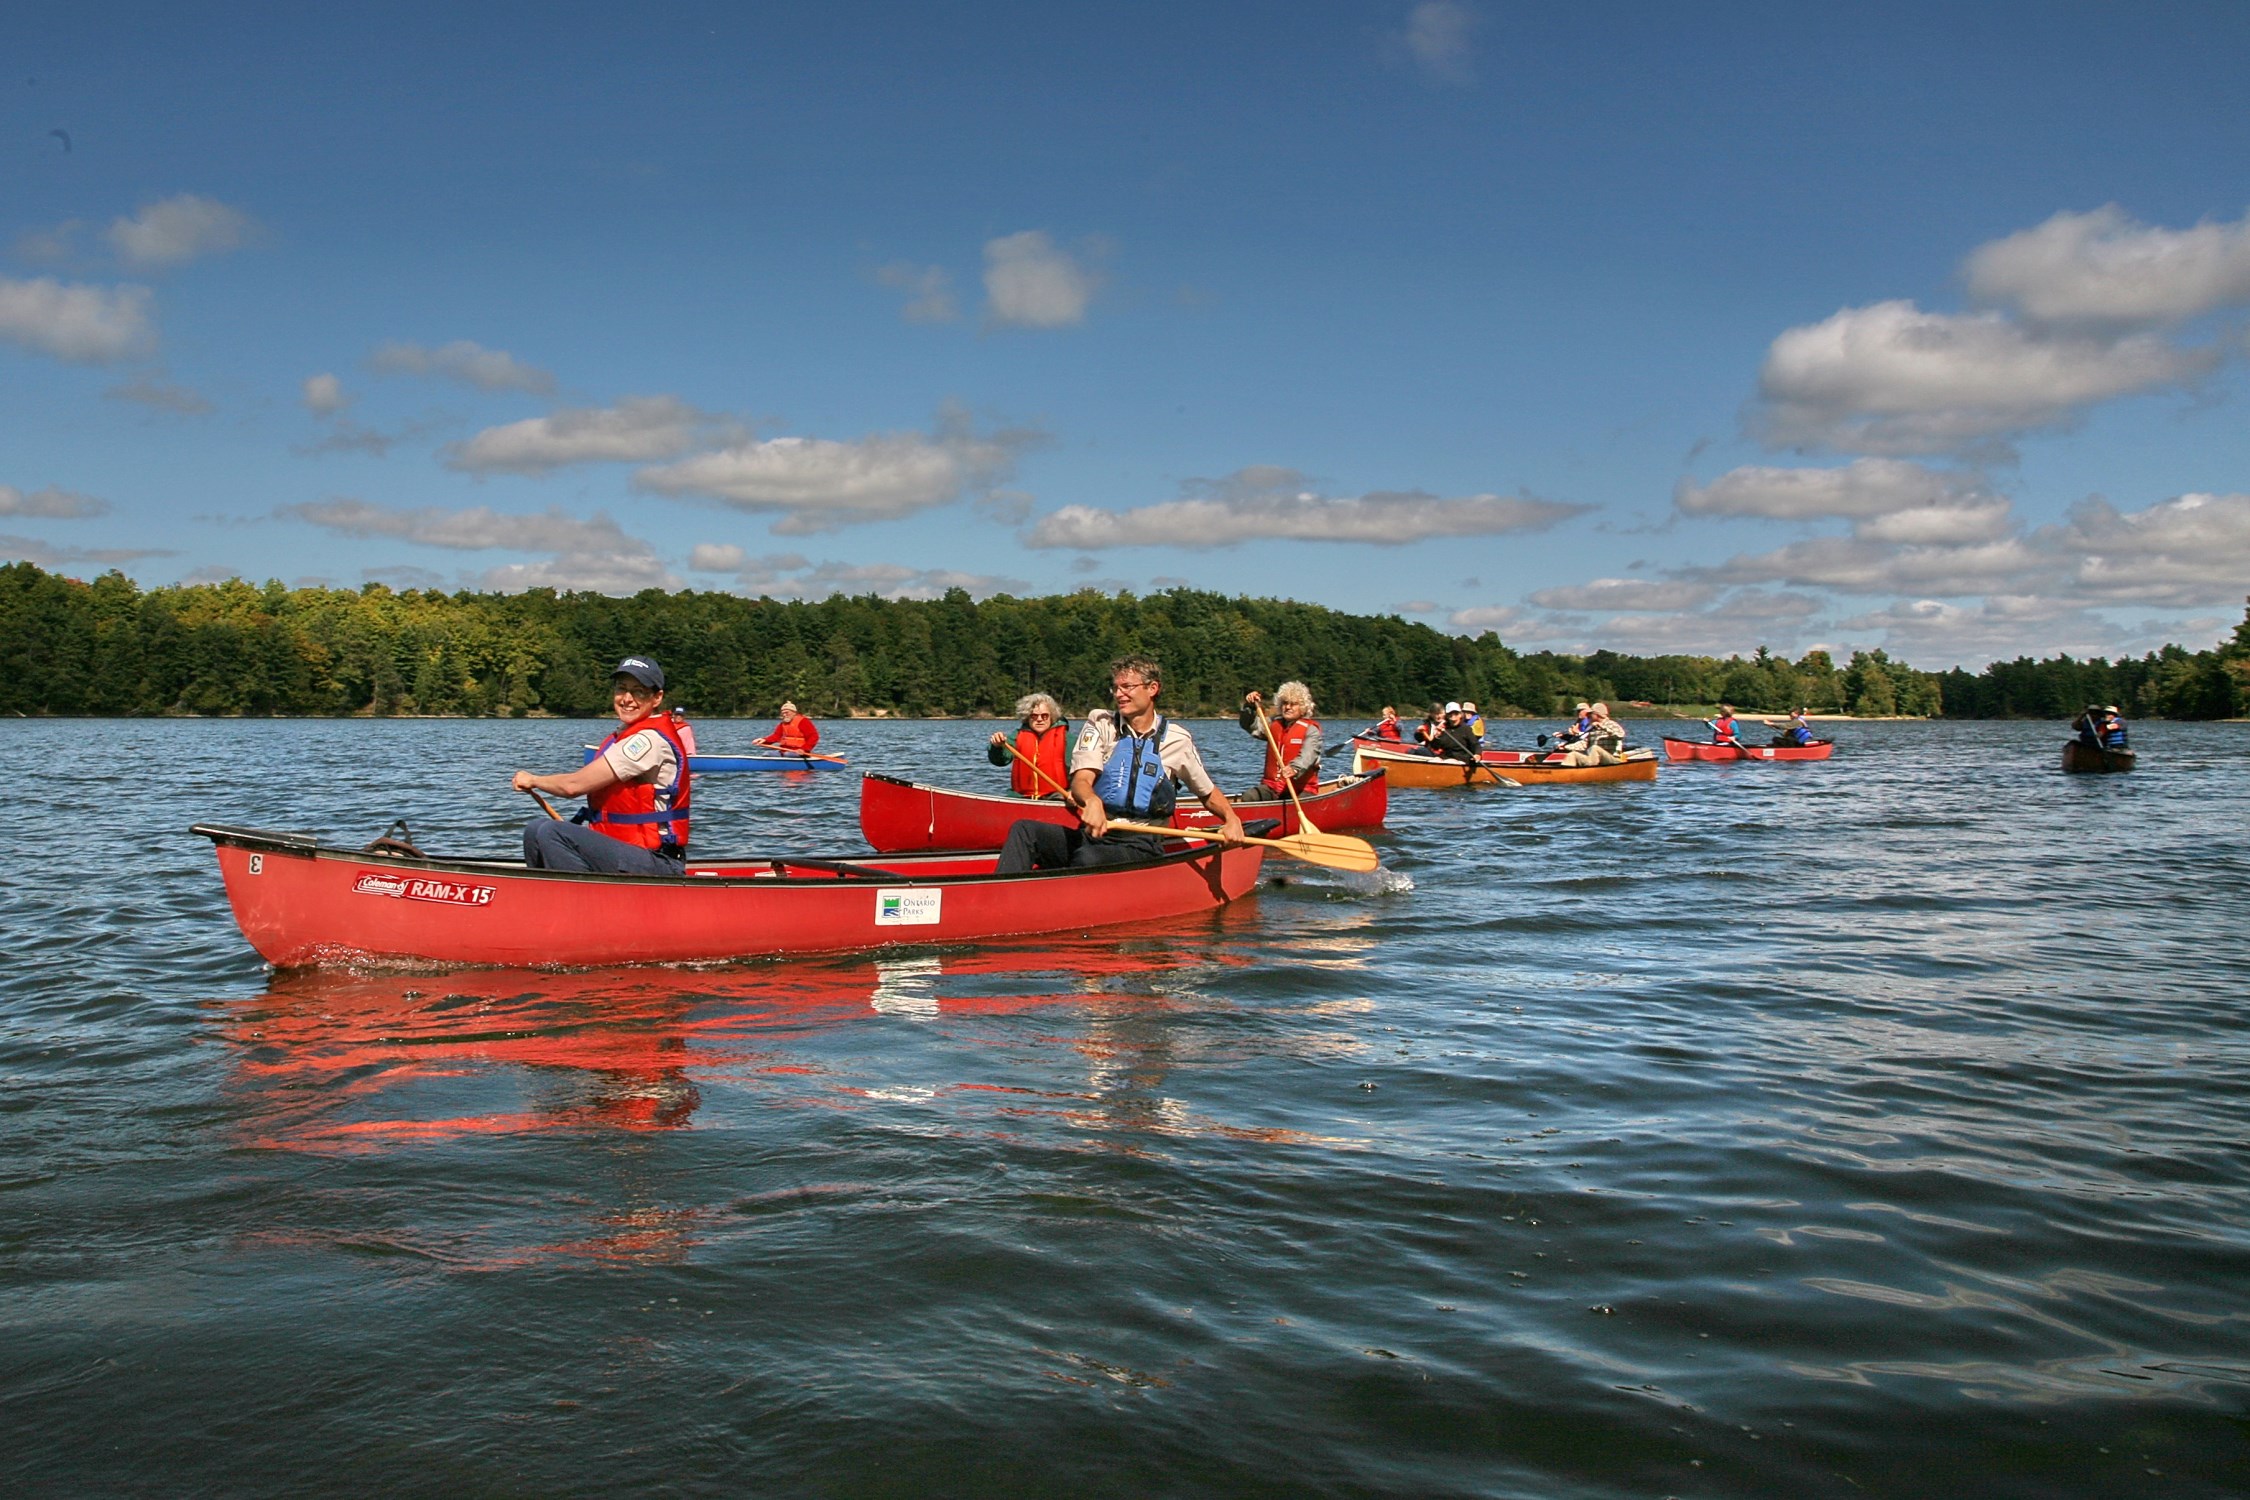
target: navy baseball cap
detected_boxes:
[613,655,665,691]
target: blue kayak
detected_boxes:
[582,747,846,772]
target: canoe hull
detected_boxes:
[1661,736,1835,762]
[858,770,1389,852]
[2062,741,2136,773]
[193,823,1265,969]
[1350,744,1658,786]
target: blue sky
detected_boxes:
[6,0,2249,668]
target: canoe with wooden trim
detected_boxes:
[1350,742,1658,787]
[2061,740,2136,773]
[857,769,1389,852]
[1661,736,1835,762]
[192,822,1266,969]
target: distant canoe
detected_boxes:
[2062,740,2135,774]
[1662,736,1835,762]
[584,746,845,772]
[858,769,1389,852]
[1351,742,1657,787]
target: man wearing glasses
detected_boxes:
[994,654,1246,873]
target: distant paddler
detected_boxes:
[2072,703,2130,751]
[1554,701,1625,767]
[1239,681,1322,802]
[988,692,1071,797]
[1423,701,1483,764]
[1707,703,1741,747]
[755,700,825,757]
[1764,707,1817,747]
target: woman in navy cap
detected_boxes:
[511,655,693,874]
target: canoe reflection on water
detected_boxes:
[218,936,1248,1153]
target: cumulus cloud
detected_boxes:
[876,261,958,323]
[1753,300,2214,456]
[280,498,678,595]
[1677,458,1995,521]
[447,395,721,476]
[637,415,1030,534]
[1024,465,1589,549]
[1401,1,1478,85]
[14,220,82,264]
[0,275,156,363]
[0,484,108,518]
[1833,596,2121,669]
[0,532,172,568]
[1965,205,2250,331]
[1691,533,2050,598]
[2046,491,2250,608]
[106,376,213,415]
[1525,578,1719,613]
[686,546,1029,600]
[983,231,1099,329]
[106,195,257,269]
[370,339,556,394]
[302,373,351,416]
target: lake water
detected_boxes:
[4,717,2247,1497]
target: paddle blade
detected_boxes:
[1274,831,1381,873]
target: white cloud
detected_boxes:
[106,376,213,415]
[637,418,1027,534]
[106,195,257,270]
[876,261,958,323]
[983,231,1099,329]
[688,542,748,572]
[1833,597,2119,669]
[281,498,678,595]
[1526,578,1718,612]
[688,549,1029,600]
[302,373,351,416]
[1851,498,2013,546]
[2047,491,2250,608]
[447,396,719,475]
[14,220,82,264]
[1964,205,2250,331]
[1401,1,1478,85]
[1025,466,1588,549]
[370,339,556,394]
[1446,604,1540,634]
[0,275,156,363]
[1753,299,2214,455]
[1677,458,1994,521]
[0,484,108,518]
[1693,533,2050,598]
[0,532,171,568]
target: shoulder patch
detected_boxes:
[623,732,653,758]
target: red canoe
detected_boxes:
[857,769,1388,853]
[1661,736,1835,762]
[193,822,1266,969]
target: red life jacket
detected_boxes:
[766,714,819,753]
[1375,720,1404,741]
[1712,714,1738,744]
[584,710,693,853]
[1260,715,1320,795]
[1010,722,1071,797]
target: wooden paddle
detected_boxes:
[1251,698,1323,833]
[998,733,1073,798]
[761,745,849,764]
[1104,819,1381,874]
[525,788,563,820]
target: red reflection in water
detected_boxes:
[218,935,1240,1154]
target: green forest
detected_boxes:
[3,562,2245,721]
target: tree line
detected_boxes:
[2,562,2244,720]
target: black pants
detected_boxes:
[995,821,1165,875]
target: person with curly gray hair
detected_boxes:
[1239,679,1322,799]
[987,691,1071,797]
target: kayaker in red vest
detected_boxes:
[512,655,692,875]
[1709,704,1741,746]
[987,692,1071,797]
[1372,705,1406,741]
[756,701,821,755]
[1239,681,1322,799]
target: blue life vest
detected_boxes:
[1092,716,1177,821]
[1786,723,1813,745]
[2101,719,2129,749]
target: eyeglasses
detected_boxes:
[1111,679,1152,693]
[1027,710,1053,720]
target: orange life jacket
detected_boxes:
[1260,715,1320,795]
[583,711,693,853]
[1010,723,1071,797]
[767,714,819,753]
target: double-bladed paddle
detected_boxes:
[1102,819,1382,874]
